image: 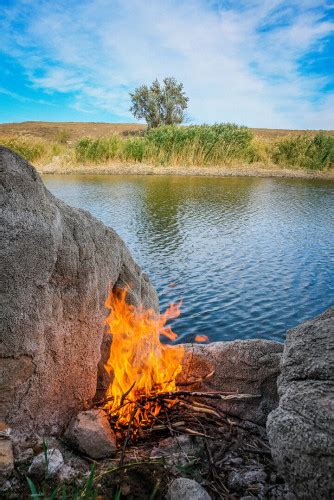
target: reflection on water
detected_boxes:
[44,174,334,343]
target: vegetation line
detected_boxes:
[1,123,333,173]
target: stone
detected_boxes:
[1,147,159,438]
[179,339,283,424]
[28,448,64,481]
[166,478,211,500]
[57,464,79,482]
[228,468,267,490]
[0,439,14,484]
[65,409,116,459]
[267,307,334,500]
[150,435,203,467]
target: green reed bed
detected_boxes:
[1,124,334,171]
[272,133,334,171]
[74,124,259,166]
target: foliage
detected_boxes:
[0,136,63,163]
[144,124,254,165]
[130,77,189,128]
[0,136,48,162]
[272,133,334,170]
[2,128,334,171]
[75,136,120,163]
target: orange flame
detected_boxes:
[195,335,209,343]
[103,288,184,430]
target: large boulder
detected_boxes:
[179,339,283,425]
[267,307,334,499]
[0,147,159,438]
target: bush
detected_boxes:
[121,138,146,162]
[75,136,121,163]
[272,133,334,171]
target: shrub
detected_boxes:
[75,136,121,163]
[272,133,334,170]
[121,137,146,162]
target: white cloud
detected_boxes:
[1,0,334,128]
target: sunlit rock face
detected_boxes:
[179,339,283,425]
[267,307,334,499]
[0,146,159,439]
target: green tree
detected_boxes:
[130,77,188,128]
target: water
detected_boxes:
[43,174,334,343]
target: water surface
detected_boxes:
[44,174,334,343]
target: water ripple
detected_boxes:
[44,174,334,343]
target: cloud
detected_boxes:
[1,0,333,128]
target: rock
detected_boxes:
[57,464,79,482]
[267,307,334,499]
[166,478,211,500]
[228,468,267,490]
[179,339,283,424]
[28,448,64,481]
[1,147,159,438]
[0,439,14,484]
[150,435,203,467]
[65,409,116,459]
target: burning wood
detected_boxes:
[99,288,257,449]
[102,288,184,431]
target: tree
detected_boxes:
[130,77,188,128]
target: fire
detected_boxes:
[103,288,184,431]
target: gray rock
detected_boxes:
[228,468,266,490]
[1,147,159,438]
[28,448,64,481]
[166,478,211,500]
[150,435,203,467]
[267,307,334,499]
[179,339,283,424]
[65,409,116,459]
[0,439,14,484]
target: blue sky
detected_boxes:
[1,0,333,128]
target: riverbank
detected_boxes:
[2,123,334,177]
[38,160,334,180]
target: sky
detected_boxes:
[1,0,333,129]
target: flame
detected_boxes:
[103,288,184,430]
[194,335,209,343]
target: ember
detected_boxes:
[102,288,184,433]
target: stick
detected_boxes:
[147,391,261,401]
[176,370,215,387]
[119,404,138,466]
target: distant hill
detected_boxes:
[0,121,333,142]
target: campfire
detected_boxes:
[101,288,184,435]
[98,288,257,450]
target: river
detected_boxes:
[44,174,334,343]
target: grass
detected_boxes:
[0,136,64,164]
[1,124,334,172]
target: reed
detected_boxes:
[271,133,334,171]
[1,125,333,171]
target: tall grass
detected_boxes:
[74,124,261,166]
[0,136,63,163]
[272,133,334,171]
[2,125,334,171]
